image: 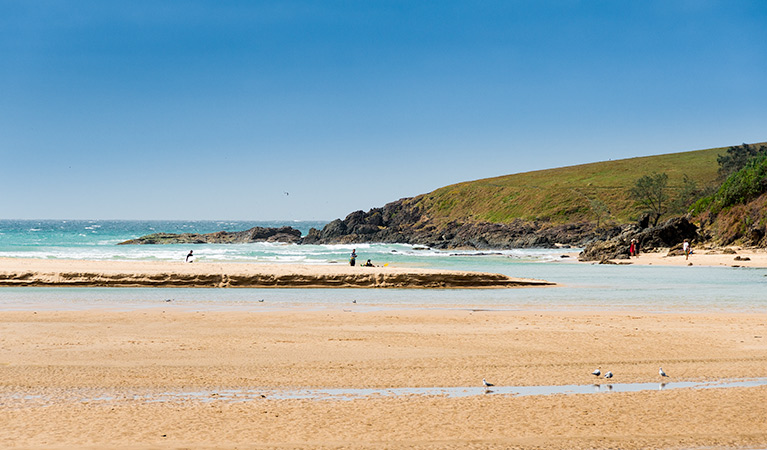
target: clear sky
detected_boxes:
[2,1,766,220]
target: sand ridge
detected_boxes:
[0,257,552,288]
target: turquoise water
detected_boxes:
[0,220,327,261]
[1,220,766,312]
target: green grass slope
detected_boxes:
[410,146,725,225]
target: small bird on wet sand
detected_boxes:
[483,378,494,388]
[592,367,601,377]
[604,371,613,379]
[659,367,668,377]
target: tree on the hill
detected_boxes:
[630,172,669,226]
[589,198,610,228]
[717,143,767,179]
[669,174,701,214]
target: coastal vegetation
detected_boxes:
[716,143,767,180]
[691,146,767,246]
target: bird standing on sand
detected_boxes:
[592,367,601,377]
[604,371,613,379]
[483,378,494,388]
[659,367,668,377]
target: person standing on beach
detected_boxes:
[186,250,194,263]
[350,249,357,266]
[683,239,691,260]
[629,239,636,257]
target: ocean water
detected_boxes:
[1,220,766,312]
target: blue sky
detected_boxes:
[2,1,766,220]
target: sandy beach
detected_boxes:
[1,253,766,449]
[582,247,767,268]
[1,308,766,449]
[0,258,551,288]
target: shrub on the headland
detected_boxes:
[689,152,767,247]
[692,154,767,215]
[716,143,767,180]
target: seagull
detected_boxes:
[258,299,265,303]
[483,378,494,388]
[592,367,601,377]
[659,367,668,377]
[604,371,613,379]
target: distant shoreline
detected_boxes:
[0,258,553,289]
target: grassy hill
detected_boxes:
[409,146,726,225]
[308,142,766,249]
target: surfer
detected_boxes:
[186,250,194,263]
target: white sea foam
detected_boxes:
[0,242,569,264]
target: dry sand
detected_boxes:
[0,257,551,288]
[1,308,766,449]
[579,247,767,268]
[631,247,767,267]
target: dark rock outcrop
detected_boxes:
[302,198,621,249]
[118,226,303,245]
[118,199,701,253]
[578,216,699,261]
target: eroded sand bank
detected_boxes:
[0,258,551,288]
[1,309,766,449]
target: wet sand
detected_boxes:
[0,258,551,288]
[1,308,766,449]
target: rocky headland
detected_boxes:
[118,199,700,261]
[118,199,623,250]
[302,201,704,262]
[300,199,620,249]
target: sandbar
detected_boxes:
[1,309,766,449]
[0,257,551,288]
